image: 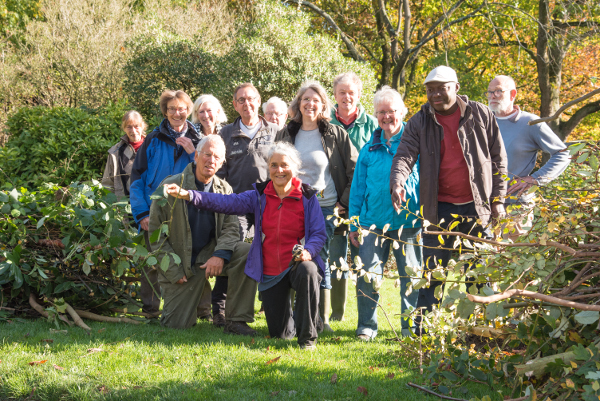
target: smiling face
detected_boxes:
[269,152,294,189]
[166,99,189,131]
[299,88,323,123]
[376,99,403,137]
[194,141,225,183]
[264,103,287,129]
[197,101,218,134]
[233,87,260,126]
[425,81,460,115]
[123,117,144,143]
[334,82,360,116]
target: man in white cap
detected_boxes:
[390,66,508,331]
[487,75,570,239]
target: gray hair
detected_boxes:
[191,94,228,125]
[262,97,288,114]
[288,80,333,123]
[267,142,303,178]
[196,134,226,159]
[373,86,408,119]
[333,72,363,96]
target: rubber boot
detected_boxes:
[329,278,348,321]
[319,289,333,332]
[290,289,296,310]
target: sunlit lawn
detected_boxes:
[0,278,504,400]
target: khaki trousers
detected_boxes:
[158,242,257,329]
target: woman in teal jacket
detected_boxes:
[348,86,422,340]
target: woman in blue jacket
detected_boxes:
[348,86,422,340]
[129,90,202,314]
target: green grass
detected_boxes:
[0,280,503,401]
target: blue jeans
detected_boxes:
[356,226,422,338]
[319,206,337,290]
[329,234,358,280]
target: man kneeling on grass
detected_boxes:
[149,135,258,334]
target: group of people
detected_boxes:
[101,67,570,349]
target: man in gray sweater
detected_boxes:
[487,75,571,238]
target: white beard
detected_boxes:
[489,97,513,115]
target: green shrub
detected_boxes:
[0,102,130,188]
[125,0,378,120]
[124,37,218,118]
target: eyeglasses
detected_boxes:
[200,151,222,163]
[484,89,510,98]
[236,96,257,104]
[376,110,397,117]
[167,107,188,114]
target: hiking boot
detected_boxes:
[212,312,226,328]
[224,320,257,336]
[198,314,213,322]
[299,342,316,351]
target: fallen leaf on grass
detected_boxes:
[97,385,109,394]
[357,386,368,396]
[266,346,270,351]
[331,374,338,384]
[53,364,64,371]
[270,391,280,396]
[133,386,143,389]
[40,339,53,343]
[266,356,281,365]
[97,328,106,333]
[331,337,341,342]
[49,329,68,334]
[28,360,48,366]
[87,348,105,353]
[386,373,395,379]
[251,338,255,344]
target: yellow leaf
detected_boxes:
[570,361,578,369]
[566,378,575,388]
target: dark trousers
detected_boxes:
[211,216,255,315]
[261,262,321,346]
[416,202,489,315]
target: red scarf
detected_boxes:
[129,138,145,152]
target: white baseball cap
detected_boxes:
[424,66,458,84]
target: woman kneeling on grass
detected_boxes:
[164,142,327,350]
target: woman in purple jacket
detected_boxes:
[164,142,327,350]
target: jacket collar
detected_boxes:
[158,118,201,144]
[424,94,470,120]
[331,104,368,125]
[369,124,404,151]
[181,162,226,192]
[286,119,330,139]
[254,179,318,199]
[231,116,271,138]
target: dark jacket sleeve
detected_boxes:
[187,190,256,216]
[390,115,421,192]
[304,196,327,259]
[338,127,358,208]
[483,106,508,203]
